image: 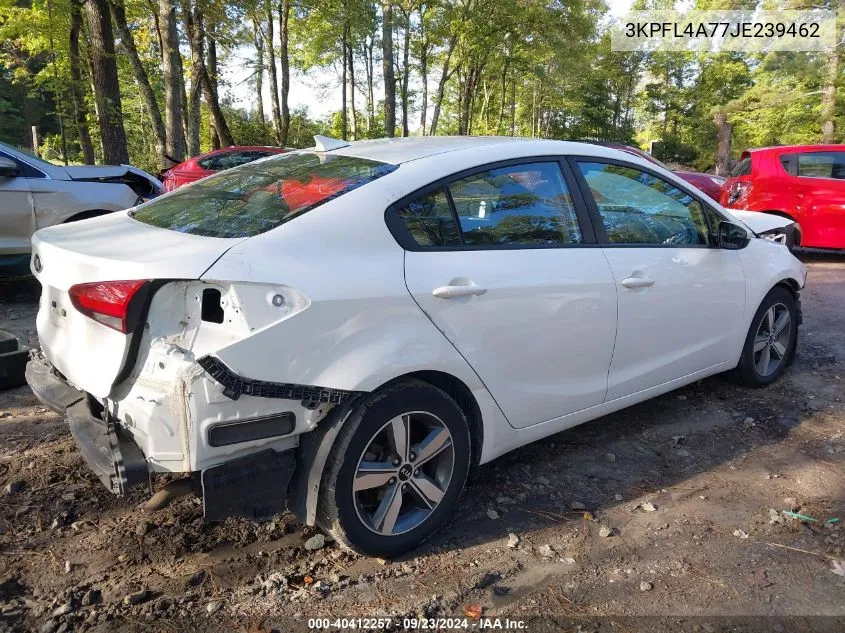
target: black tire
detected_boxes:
[316,380,471,558]
[735,286,798,387]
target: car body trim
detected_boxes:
[197,355,364,406]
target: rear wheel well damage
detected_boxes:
[287,370,483,526]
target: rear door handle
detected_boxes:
[432,284,487,299]
[621,277,655,289]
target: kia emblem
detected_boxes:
[33,254,42,273]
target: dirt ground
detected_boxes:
[1,254,844,633]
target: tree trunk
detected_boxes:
[367,37,375,133]
[278,0,291,145]
[265,1,283,144]
[84,0,129,164]
[400,8,410,136]
[159,0,184,162]
[183,1,204,157]
[382,0,396,137]
[713,112,732,177]
[821,45,839,143]
[69,0,95,164]
[428,35,456,136]
[417,2,428,135]
[347,39,357,140]
[509,76,516,136]
[204,33,235,146]
[110,0,166,168]
[252,15,265,123]
[341,21,348,140]
[495,61,507,134]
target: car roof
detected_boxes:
[329,136,632,165]
[746,144,845,154]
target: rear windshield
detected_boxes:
[132,152,397,238]
[730,156,751,177]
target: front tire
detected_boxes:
[735,286,798,387]
[316,380,471,557]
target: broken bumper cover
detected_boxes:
[25,353,84,414]
[26,354,148,495]
[66,399,149,495]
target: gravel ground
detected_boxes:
[0,254,844,633]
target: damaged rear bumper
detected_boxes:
[26,355,148,495]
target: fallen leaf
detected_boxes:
[582,512,593,522]
[733,529,749,539]
[463,604,482,620]
[303,576,314,585]
[832,559,845,578]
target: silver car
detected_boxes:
[0,142,162,277]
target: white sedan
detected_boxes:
[0,141,162,277]
[25,136,806,557]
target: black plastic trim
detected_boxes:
[197,355,363,407]
[208,412,296,447]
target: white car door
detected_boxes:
[571,158,746,401]
[0,151,36,255]
[393,159,618,429]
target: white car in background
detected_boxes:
[0,141,162,277]
[25,136,806,557]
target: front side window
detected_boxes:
[133,152,396,238]
[796,152,845,179]
[577,162,709,246]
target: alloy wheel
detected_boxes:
[753,302,792,377]
[353,412,455,536]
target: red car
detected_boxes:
[161,146,287,191]
[596,143,727,200]
[720,145,845,249]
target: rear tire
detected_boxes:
[735,287,798,387]
[316,380,471,558]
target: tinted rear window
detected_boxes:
[796,152,845,179]
[731,156,751,177]
[133,152,396,238]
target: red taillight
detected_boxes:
[68,280,148,333]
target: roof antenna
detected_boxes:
[314,135,351,152]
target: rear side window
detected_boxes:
[396,189,461,247]
[731,157,751,177]
[394,162,582,248]
[133,152,396,238]
[796,152,845,179]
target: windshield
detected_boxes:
[132,152,397,238]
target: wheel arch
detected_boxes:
[288,370,483,526]
[63,209,114,223]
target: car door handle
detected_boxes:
[432,284,487,299]
[621,277,655,289]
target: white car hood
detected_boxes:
[726,209,793,234]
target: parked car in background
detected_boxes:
[595,142,726,200]
[26,136,805,557]
[161,146,287,191]
[0,141,162,278]
[721,145,845,250]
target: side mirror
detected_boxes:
[719,221,751,250]
[0,156,20,178]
